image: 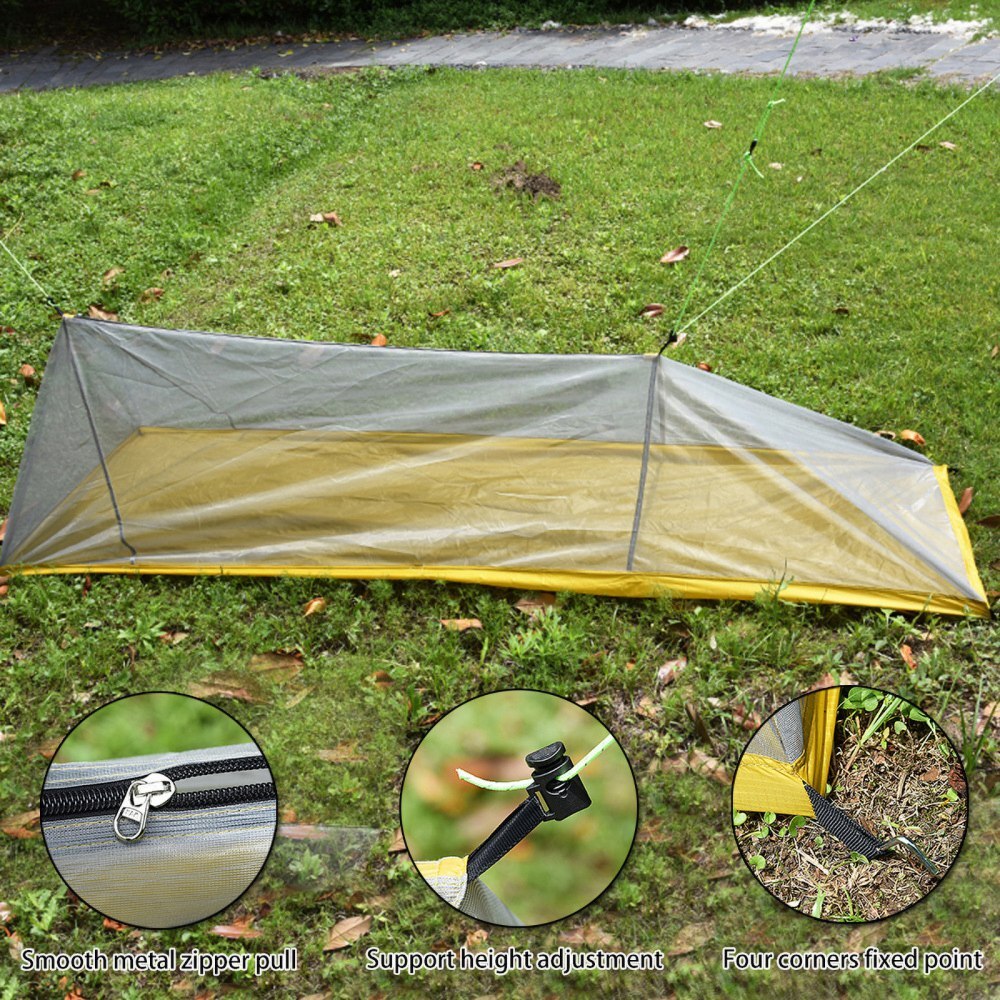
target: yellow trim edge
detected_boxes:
[6,563,988,617]
[934,464,988,609]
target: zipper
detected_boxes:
[40,755,275,843]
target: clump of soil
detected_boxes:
[492,161,561,200]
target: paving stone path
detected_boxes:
[1,23,998,92]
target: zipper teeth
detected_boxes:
[40,756,270,819]
[169,782,276,811]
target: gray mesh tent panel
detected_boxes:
[0,317,986,616]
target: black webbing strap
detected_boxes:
[466,795,546,880]
[804,783,886,860]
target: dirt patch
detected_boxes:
[492,161,561,201]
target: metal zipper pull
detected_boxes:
[113,772,175,843]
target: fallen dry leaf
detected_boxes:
[696,362,712,372]
[639,303,665,319]
[317,742,361,763]
[660,246,690,265]
[703,120,723,129]
[7,930,23,964]
[388,828,407,854]
[101,266,124,287]
[428,309,450,318]
[248,652,304,681]
[0,401,6,427]
[844,923,889,952]
[635,695,661,720]
[1,809,40,840]
[370,333,388,347]
[685,749,730,785]
[140,287,164,303]
[210,916,261,940]
[439,618,482,632]
[309,211,342,226]
[187,673,263,703]
[919,766,940,782]
[35,737,61,760]
[466,928,489,949]
[158,630,189,646]
[0,901,12,924]
[18,364,36,382]
[768,162,783,170]
[958,487,973,515]
[900,429,926,447]
[558,923,615,947]
[657,657,687,685]
[492,258,523,270]
[901,644,918,670]
[324,914,372,951]
[470,162,484,171]
[732,704,762,731]
[939,141,957,150]
[284,685,313,709]
[991,343,999,359]
[668,920,715,956]
[102,917,128,931]
[514,592,557,617]
[71,169,86,181]
[303,597,327,617]
[371,670,392,690]
[87,304,118,322]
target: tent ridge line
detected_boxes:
[65,328,138,564]
[626,355,661,572]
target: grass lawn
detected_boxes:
[0,66,998,998]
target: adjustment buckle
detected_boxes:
[524,741,592,821]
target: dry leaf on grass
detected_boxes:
[939,141,957,150]
[429,309,450,318]
[1,809,40,839]
[492,258,523,270]
[71,169,86,181]
[159,630,189,645]
[657,657,687,685]
[470,162,484,171]
[102,918,128,931]
[35,737,61,760]
[668,920,715,956]
[210,916,261,940]
[514,593,557,617]
[140,287,164,303]
[303,597,327,616]
[703,120,723,129]
[187,673,263,703]
[0,902,12,924]
[18,364,37,382]
[309,211,342,226]
[639,304,665,318]
[317,743,361,763]
[324,914,372,952]
[0,401,6,427]
[660,246,690,265]
[388,828,407,854]
[248,651,304,681]
[101,267,124,287]
[466,929,489,949]
[439,618,482,632]
[371,670,392,690]
[558,923,615,947]
[958,487,973,515]
[370,333,388,347]
[901,644,918,670]
[87,304,118,322]
[900,429,926,447]
[696,362,712,372]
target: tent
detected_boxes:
[0,316,987,617]
[733,688,941,867]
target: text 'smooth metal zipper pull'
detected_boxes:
[113,772,176,843]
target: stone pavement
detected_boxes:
[1,23,998,93]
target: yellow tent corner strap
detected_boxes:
[465,741,592,880]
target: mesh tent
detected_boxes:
[0,317,987,617]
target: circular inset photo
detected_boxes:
[40,692,277,928]
[732,685,967,922]
[400,689,637,927]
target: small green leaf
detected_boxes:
[789,815,808,834]
[763,811,776,825]
[733,811,748,827]
[863,696,879,711]
[753,827,769,839]
[849,851,867,863]
[909,707,931,723]
[749,854,766,871]
[944,788,959,802]
[894,720,906,733]
[777,826,788,837]
[811,889,826,919]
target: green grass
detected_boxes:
[0,67,997,998]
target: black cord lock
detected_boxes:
[524,741,592,821]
